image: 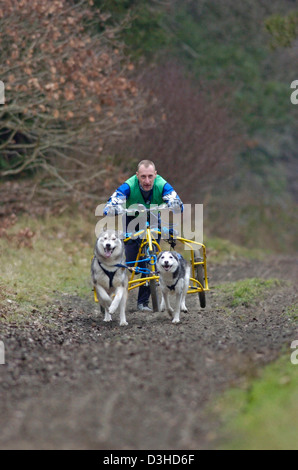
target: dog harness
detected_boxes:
[167,266,180,291]
[97,260,125,289]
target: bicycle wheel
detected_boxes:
[149,247,160,311]
[194,252,206,308]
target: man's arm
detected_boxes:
[103,183,130,216]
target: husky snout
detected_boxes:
[162,260,171,271]
[104,242,115,257]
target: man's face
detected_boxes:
[136,165,157,191]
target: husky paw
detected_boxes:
[104,313,112,322]
[181,305,188,313]
[108,306,116,315]
[166,308,173,320]
[120,320,128,326]
[172,317,180,324]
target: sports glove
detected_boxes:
[163,190,183,213]
[167,199,182,214]
[104,204,125,217]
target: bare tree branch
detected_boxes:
[0,0,150,198]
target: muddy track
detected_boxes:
[0,256,297,450]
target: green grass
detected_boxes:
[0,213,96,320]
[214,354,298,449]
[216,278,281,308]
[286,303,298,322]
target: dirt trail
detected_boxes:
[0,255,297,449]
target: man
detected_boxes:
[104,160,183,311]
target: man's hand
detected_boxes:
[104,204,125,217]
[163,190,183,213]
[167,199,182,213]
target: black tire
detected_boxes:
[150,279,159,312]
[196,263,206,309]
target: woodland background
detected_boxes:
[0,0,297,251]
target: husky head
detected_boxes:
[95,229,123,260]
[157,251,180,273]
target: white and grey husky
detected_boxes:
[157,251,190,323]
[91,229,128,326]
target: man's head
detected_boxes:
[136,160,157,191]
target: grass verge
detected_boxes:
[216,277,282,308]
[0,212,96,321]
[214,354,298,450]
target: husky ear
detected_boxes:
[157,251,163,261]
